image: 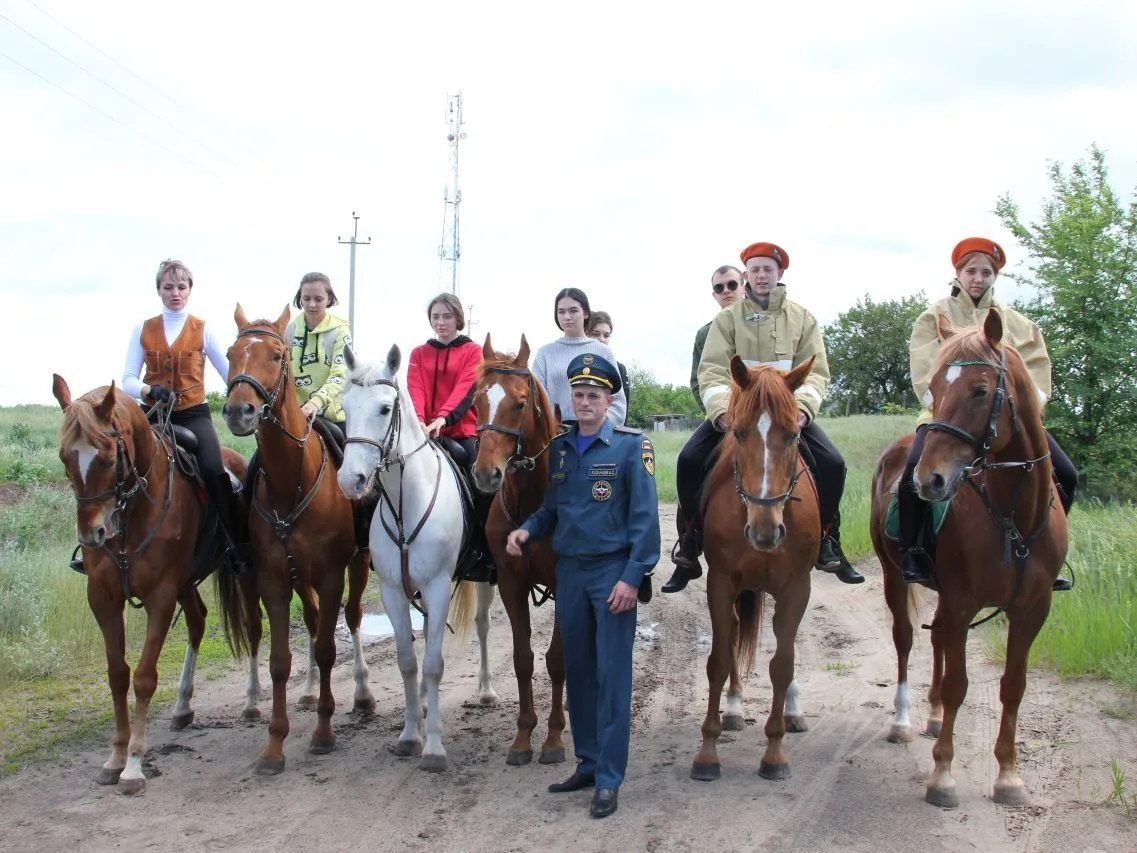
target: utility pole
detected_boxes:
[437,92,466,296]
[337,211,371,338]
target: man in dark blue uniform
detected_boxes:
[507,353,661,820]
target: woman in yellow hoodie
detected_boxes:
[288,272,352,430]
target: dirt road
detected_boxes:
[2,506,1134,852]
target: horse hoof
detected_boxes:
[254,755,286,776]
[926,785,959,809]
[924,719,942,738]
[721,714,745,732]
[392,739,421,757]
[352,696,377,716]
[690,761,721,782]
[478,692,501,708]
[785,715,808,733]
[241,707,262,721]
[759,761,791,781]
[993,782,1030,807]
[309,736,336,755]
[887,724,914,744]
[420,754,448,773]
[506,749,533,766]
[295,695,317,711]
[539,746,566,765]
[96,766,123,786]
[116,776,146,796]
[170,711,195,731]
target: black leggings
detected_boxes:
[171,404,224,480]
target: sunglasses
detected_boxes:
[712,280,740,294]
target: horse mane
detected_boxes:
[476,350,523,384]
[59,387,128,453]
[701,367,797,513]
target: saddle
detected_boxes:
[434,436,496,584]
[884,479,951,564]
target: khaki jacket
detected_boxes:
[698,285,829,424]
[910,283,1052,425]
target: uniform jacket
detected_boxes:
[520,421,661,588]
[289,312,351,423]
[141,315,206,410]
[406,336,482,440]
[910,283,1052,425]
[698,285,829,425]
[690,321,712,412]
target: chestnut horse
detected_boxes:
[691,356,818,782]
[52,376,256,795]
[222,305,373,775]
[470,334,567,766]
[870,310,1068,808]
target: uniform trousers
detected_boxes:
[556,554,637,791]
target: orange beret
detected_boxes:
[951,237,1006,271]
[740,242,790,270]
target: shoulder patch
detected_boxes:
[614,425,641,434]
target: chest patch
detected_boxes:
[589,464,617,477]
[591,480,613,502]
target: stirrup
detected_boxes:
[69,545,86,575]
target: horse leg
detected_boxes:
[384,581,424,757]
[171,589,207,731]
[118,590,178,795]
[926,598,945,738]
[240,575,263,721]
[344,549,376,715]
[309,567,346,754]
[784,679,807,733]
[722,616,745,732]
[255,580,293,776]
[692,576,734,781]
[760,582,809,780]
[296,586,320,710]
[883,563,915,743]
[926,615,968,808]
[473,581,500,707]
[499,573,538,765]
[540,616,567,765]
[419,576,452,772]
[91,588,130,786]
[992,598,1051,806]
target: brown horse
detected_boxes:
[52,376,256,795]
[222,305,373,775]
[870,310,1068,808]
[691,356,819,782]
[470,334,567,766]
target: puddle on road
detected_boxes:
[353,611,425,644]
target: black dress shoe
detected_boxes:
[637,574,653,604]
[1052,577,1073,592]
[590,788,618,818]
[900,548,934,584]
[548,770,595,793]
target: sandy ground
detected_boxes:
[2,504,1135,853]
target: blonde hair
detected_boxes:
[155,259,193,289]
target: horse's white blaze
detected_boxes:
[75,441,98,487]
[173,644,197,717]
[945,365,962,384]
[757,412,772,498]
[485,383,506,423]
[785,679,802,717]
[893,681,911,729]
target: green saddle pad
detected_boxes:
[884,493,951,542]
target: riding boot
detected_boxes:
[662,525,703,593]
[815,515,864,584]
[355,490,379,551]
[897,482,934,584]
[207,472,251,575]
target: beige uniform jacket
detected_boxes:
[910,283,1052,425]
[698,285,829,425]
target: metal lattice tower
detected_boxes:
[437,92,466,296]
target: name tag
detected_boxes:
[589,464,618,478]
[551,472,566,481]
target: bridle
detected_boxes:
[475,367,556,473]
[343,376,431,470]
[226,327,313,445]
[730,425,805,510]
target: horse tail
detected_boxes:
[907,584,927,634]
[447,579,478,650]
[736,588,765,677]
[214,561,253,659]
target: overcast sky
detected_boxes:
[3,0,1136,405]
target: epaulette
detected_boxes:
[614,425,642,434]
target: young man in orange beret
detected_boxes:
[662,242,864,593]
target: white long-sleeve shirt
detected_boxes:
[122,309,230,400]
[531,336,627,426]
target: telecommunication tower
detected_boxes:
[437,92,466,296]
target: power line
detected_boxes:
[0,48,223,178]
[0,10,241,169]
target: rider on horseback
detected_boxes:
[664,241,865,592]
[899,237,1077,588]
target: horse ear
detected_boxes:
[983,309,1004,349]
[784,355,815,392]
[518,334,531,367]
[235,303,248,328]
[386,344,401,374]
[936,313,958,342]
[553,402,562,422]
[729,355,751,389]
[52,374,72,410]
[96,383,117,421]
[275,304,291,330]
[482,333,494,360]
[344,344,356,371]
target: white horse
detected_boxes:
[337,343,496,771]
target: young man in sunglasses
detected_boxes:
[689,265,745,412]
[662,242,865,594]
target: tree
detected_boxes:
[625,363,701,427]
[995,144,1137,500]
[824,294,927,414]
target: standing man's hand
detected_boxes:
[608,581,638,614]
[506,529,529,557]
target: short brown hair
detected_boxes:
[427,292,466,331]
[292,272,339,309]
[953,251,998,276]
[587,310,613,333]
[155,259,193,289]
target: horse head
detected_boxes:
[53,375,148,548]
[917,310,1042,502]
[223,304,293,436]
[721,355,814,551]
[471,333,551,494]
[338,343,408,500]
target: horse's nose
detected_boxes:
[222,401,254,418]
[91,524,107,547]
[354,473,366,495]
[930,471,946,493]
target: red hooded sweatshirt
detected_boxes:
[406,335,482,440]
